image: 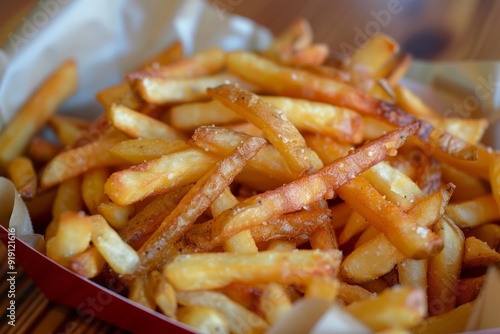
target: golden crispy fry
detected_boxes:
[440,162,489,202]
[48,115,84,145]
[346,34,399,77]
[263,18,312,62]
[304,133,353,165]
[413,301,474,334]
[259,283,292,324]
[397,258,427,306]
[46,211,92,266]
[6,156,37,199]
[463,236,500,268]
[41,132,128,189]
[165,250,341,290]
[383,54,413,86]
[105,147,217,206]
[0,60,77,165]
[109,138,189,164]
[108,104,185,140]
[445,195,500,228]
[338,212,369,246]
[432,144,490,181]
[128,47,225,80]
[138,136,266,271]
[355,225,380,248]
[305,276,339,302]
[203,124,417,245]
[177,291,267,334]
[457,275,486,306]
[27,137,62,163]
[427,217,464,316]
[49,176,84,235]
[287,43,329,66]
[119,185,192,249]
[81,167,110,215]
[468,224,500,250]
[177,306,229,334]
[226,51,477,160]
[208,84,323,176]
[129,276,155,310]
[135,73,255,105]
[96,82,143,113]
[346,286,426,331]
[91,214,140,274]
[68,246,106,278]
[338,178,452,259]
[97,201,135,230]
[338,282,375,305]
[394,85,441,120]
[341,233,405,284]
[148,270,177,318]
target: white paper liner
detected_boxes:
[0,0,499,332]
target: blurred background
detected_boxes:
[4,0,500,60]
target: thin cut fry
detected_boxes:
[164,250,341,290]
[6,156,37,199]
[462,236,500,268]
[0,60,77,165]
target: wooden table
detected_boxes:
[1,1,499,333]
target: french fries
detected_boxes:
[5,19,500,334]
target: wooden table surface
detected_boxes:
[1,0,499,333]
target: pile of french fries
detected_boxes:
[2,18,500,334]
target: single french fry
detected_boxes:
[97,201,135,230]
[135,73,255,105]
[140,39,184,69]
[68,246,106,278]
[456,275,486,306]
[208,84,323,176]
[40,132,128,189]
[0,60,77,165]
[46,211,92,266]
[226,51,477,160]
[346,34,399,77]
[203,124,417,245]
[48,115,84,145]
[441,162,489,202]
[341,233,405,284]
[305,276,339,303]
[148,270,177,318]
[468,224,500,250]
[427,217,464,316]
[129,276,155,310]
[107,104,185,140]
[445,195,500,228]
[263,18,312,62]
[304,133,353,165]
[138,136,267,271]
[394,85,441,120]
[259,283,292,324]
[109,138,190,164]
[105,147,217,206]
[91,214,139,275]
[337,178,451,259]
[96,82,143,113]
[119,185,192,249]
[81,167,110,215]
[52,176,84,220]
[176,291,267,334]
[165,250,341,291]
[397,259,428,310]
[27,137,62,163]
[177,306,229,334]
[413,301,474,334]
[462,236,500,268]
[338,282,375,305]
[339,212,369,246]
[6,156,37,199]
[346,286,426,331]
[355,225,380,248]
[128,47,225,80]
[384,54,413,86]
[287,43,329,66]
